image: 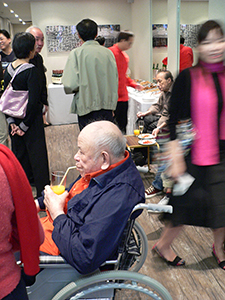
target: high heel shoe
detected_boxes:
[212,244,225,270]
[152,243,185,266]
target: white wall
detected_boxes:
[30,0,133,84]
[131,0,151,81]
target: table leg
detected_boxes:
[147,146,150,171]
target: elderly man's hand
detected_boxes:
[44,185,69,220]
[152,127,160,137]
[137,111,148,118]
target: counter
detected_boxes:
[46,84,78,125]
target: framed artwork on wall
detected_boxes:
[153,24,201,48]
[45,24,120,52]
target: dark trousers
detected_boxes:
[2,276,28,300]
[143,114,160,133]
[78,109,114,131]
[10,113,50,197]
[114,101,128,134]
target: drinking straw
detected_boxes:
[59,166,77,186]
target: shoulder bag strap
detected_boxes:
[7,63,35,83]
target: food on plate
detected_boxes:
[138,139,156,145]
[138,133,154,139]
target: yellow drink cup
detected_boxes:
[51,185,65,195]
[134,129,140,136]
[51,171,66,195]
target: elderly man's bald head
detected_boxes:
[75,121,127,177]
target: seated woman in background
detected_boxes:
[3,32,50,197]
[0,144,44,300]
[0,29,16,71]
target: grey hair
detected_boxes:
[25,26,41,33]
[93,128,127,159]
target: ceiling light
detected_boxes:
[10,9,14,13]
[14,14,18,18]
[3,3,8,7]
[19,18,22,22]
[22,21,26,25]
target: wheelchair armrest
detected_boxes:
[38,255,119,270]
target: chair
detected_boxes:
[25,203,173,300]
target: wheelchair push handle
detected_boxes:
[132,203,173,214]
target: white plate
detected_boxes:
[138,139,156,146]
[138,133,154,139]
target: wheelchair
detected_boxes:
[25,203,173,300]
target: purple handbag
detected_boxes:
[0,63,34,119]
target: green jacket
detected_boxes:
[62,40,118,116]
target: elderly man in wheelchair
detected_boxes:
[25,121,172,300]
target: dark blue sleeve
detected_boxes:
[52,183,143,274]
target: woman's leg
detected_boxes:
[213,227,225,262]
[155,223,183,261]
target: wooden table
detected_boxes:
[125,135,159,171]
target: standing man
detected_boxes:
[109,31,143,134]
[26,26,49,126]
[162,36,193,72]
[62,19,118,130]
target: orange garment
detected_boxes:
[40,151,129,255]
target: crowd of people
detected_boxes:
[1,17,225,299]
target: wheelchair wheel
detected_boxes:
[129,220,148,272]
[51,270,172,300]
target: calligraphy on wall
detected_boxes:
[46,24,120,52]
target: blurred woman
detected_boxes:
[0,29,16,70]
[0,144,44,300]
[152,20,225,270]
[3,32,50,197]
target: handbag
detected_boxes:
[0,63,34,119]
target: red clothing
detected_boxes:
[162,44,193,72]
[0,165,21,299]
[109,44,137,102]
[0,145,42,298]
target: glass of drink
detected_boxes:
[138,119,144,134]
[134,128,140,136]
[51,171,66,195]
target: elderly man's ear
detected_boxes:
[100,151,110,170]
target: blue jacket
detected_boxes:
[44,154,145,274]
